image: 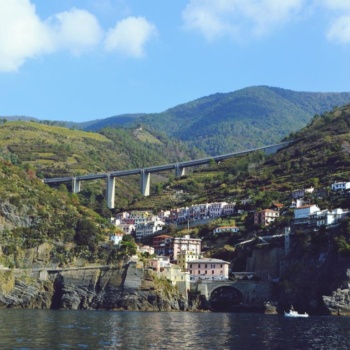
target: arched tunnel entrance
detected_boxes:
[210,286,243,312]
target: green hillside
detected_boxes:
[129,103,350,213]
[0,158,113,267]
[81,86,350,155]
[0,121,204,212]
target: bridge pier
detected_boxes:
[72,177,81,193]
[141,170,151,196]
[107,175,116,209]
[175,164,186,177]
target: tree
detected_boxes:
[74,218,98,249]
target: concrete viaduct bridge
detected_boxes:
[44,141,292,209]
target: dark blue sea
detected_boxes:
[0,309,350,349]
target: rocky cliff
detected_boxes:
[238,234,350,315]
[0,262,191,311]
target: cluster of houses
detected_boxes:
[254,181,350,228]
[110,231,231,295]
[109,180,350,293]
[111,201,238,240]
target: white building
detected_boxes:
[110,232,124,245]
[135,220,165,239]
[172,235,201,261]
[209,202,228,217]
[157,210,171,222]
[115,223,135,235]
[294,205,320,225]
[309,208,349,227]
[290,199,304,208]
[331,182,350,191]
[222,203,236,216]
[213,226,239,234]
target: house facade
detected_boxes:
[152,235,172,256]
[213,226,239,234]
[331,182,350,191]
[293,204,320,225]
[177,250,202,271]
[187,258,230,281]
[135,220,165,239]
[254,209,279,226]
[172,235,202,262]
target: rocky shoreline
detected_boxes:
[0,262,193,312]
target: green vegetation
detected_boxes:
[81,86,350,155]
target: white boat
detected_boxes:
[284,309,309,318]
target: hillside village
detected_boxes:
[108,180,350,295]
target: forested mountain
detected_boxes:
[79,86,350,155]
[129,103,350,212]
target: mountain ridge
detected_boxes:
[77,86,350,155]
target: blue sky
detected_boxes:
[1,0,350,122]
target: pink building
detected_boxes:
[187,258,230,281]
[149,256,170,272]
[172,235,201,261]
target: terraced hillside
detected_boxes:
[0,121,204,211]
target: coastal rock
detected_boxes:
[0,263,190,312]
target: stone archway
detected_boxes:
[209,286,243,312]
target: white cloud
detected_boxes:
[327,15,350,44]
[0,0,52,71]
[318,0,350,44]
[46,8,103,55]
[0,0,157,72]
[321,0,350,12]
[104,17,157,57]
[182,0,305,41]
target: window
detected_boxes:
[190,270,192,274]
[205,264,207,268]
[212,270,214,274]
[198,270,200,274]
[205,270,207,274]
[189,264,192,268]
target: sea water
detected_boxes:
[0,309,350,349]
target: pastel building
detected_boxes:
[187,258,230,281]
[172,235,202,262]
[254,209,279,226]
[152,235,172,256]
[177,250,202,272]
[149,256,171,272]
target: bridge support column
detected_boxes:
[175,164,186,177]
[107,175,115,209]
[141,170,151,196]
[72,177,81,193]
